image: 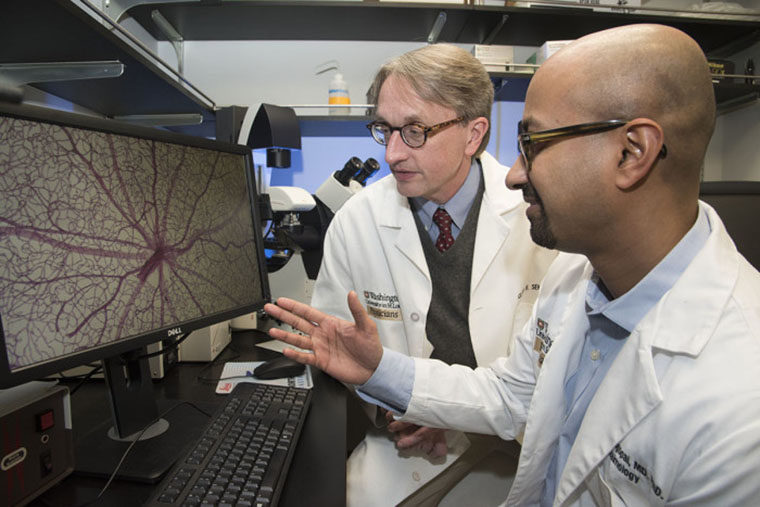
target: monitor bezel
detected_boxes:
[0,102,271,388]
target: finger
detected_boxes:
[274,297,330,326]
[264,302,318,336]
[387,420,415,433]
[268,326,314,350]
[396,426,437,448]
[395,435,419,449]
[347,291,374,332]
[429,440,448,458]
[418,441,433,455]
[281,347,317,367]
[396,431,425,449]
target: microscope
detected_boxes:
[262,156,379,324]
[235,103,379,332]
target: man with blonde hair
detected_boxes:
[268,24,760,505]
[311,43,555,505]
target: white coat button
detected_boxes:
[411,313,420,322]
[590,349,601,361]
[412,471,421,482]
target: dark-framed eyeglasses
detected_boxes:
[366,117,464,148]
[517,119,668,170]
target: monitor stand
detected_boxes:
[73,346,211,483]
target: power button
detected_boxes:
[36,409,55,432]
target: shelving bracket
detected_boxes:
[427,11,447,44]
[151,9,184,75]
[100,0,189,23]
[0,61,124,86]
[482,14,509,45]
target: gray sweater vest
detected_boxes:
[412,178,485,368]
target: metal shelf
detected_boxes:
[4,1,758,139]
[125,1,760,55]
[1,0,216,131]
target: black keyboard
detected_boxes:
[146,382,312,507]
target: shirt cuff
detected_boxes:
[355,347,415,414]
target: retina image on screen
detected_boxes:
[0,103,270,481]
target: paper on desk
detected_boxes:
[215,361,313,394]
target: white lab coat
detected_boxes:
[404,202,760,506]
[311,152,557,506]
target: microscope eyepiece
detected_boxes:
[354,158,380,186]
[334,157,363,186]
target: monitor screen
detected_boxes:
[0,102,271,482]
[0,103,269,387]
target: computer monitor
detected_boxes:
[0,102,270,481]
[699,181,760,271]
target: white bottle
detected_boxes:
[328,72,350,116]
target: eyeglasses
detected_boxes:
[366,117,464,148]
[517,119,668,171]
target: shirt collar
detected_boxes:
[411,159,481,229]
[586,205,711,333]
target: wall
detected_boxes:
[688,3,760,181]
[117,5,760,187]
[157,40,526,193]
[704,37,760,181]
[256,101,525,193]
[153,33,760,187]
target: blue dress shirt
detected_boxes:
[540,207,711,505]
[359,206,712,505]
[410,159,481,242]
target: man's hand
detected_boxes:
[264,291,383,385]
[385,409,448,458]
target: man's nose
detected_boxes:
[506,154,528,190]
[384,130,408,165]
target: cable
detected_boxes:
[195,344,242,383]
[199,374,257,383]
[77,401,212,507]
[68,364,103,395]
[131,332,191,361]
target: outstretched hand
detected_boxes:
[263,291,383,385]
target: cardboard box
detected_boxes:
[180,321,231,362]
[472,45,515,72]
[472,44,515,62]
[526,0,641,13]
[527,40,574,65]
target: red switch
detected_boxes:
[36,409,55,432]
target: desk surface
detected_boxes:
[31,330,347,507]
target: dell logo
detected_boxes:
[167,327,183,337]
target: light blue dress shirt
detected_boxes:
[359,207,711,504]
[356,159,481,413]
[540,206,711,505]
[410,159,481,242]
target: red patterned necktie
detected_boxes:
[432,208,454,252]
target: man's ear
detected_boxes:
[615,119,665,190]
[464,117,489,157]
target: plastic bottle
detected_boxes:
[328,72,350,116]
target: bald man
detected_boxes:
[264,24,760,505]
